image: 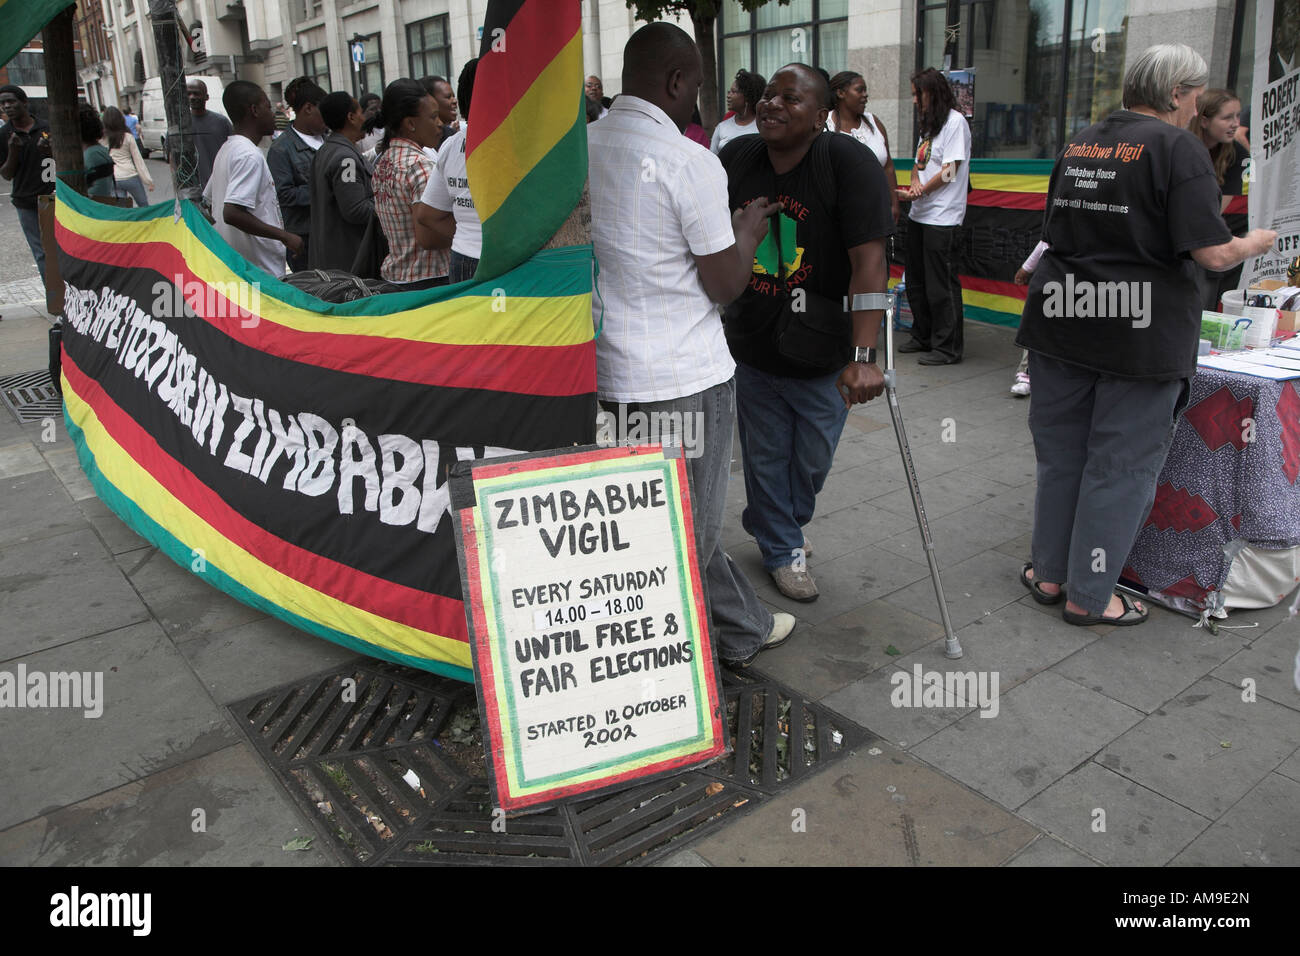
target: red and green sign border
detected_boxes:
[454,444,726,812]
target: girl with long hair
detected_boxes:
[1189,89,1250,310]
[101,105,153,207]
[897,67,970,365]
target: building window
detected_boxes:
[303,48,330,90]
[408,15,451,81]
[4,50,46,88]
[347,33,384,98]
[718,0,849,112]
[917,0,1129,159]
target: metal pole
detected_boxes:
[882,293,963,659]
[148,0,200,206]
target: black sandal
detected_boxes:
[1020,563,1064,605]
[1062,591,1148,627]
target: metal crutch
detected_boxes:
[853,291,963,659]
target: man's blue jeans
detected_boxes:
[599,378,773,661]
[16,205,45,282]
[735,362,849,571]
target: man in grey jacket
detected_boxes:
[268,77,327,271]
[309,91,375,273]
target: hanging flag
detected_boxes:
[466,0,586,279]
[54,182,595,682]
[0,0,73,69]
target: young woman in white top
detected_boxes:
[102,106,154,208]
[896,67,971,365]
[826,71,900,222]
[710,69,764,154]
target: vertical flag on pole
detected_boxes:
[466,0,587,280]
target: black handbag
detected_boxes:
[350,212,389,281]
[769,206,852,371]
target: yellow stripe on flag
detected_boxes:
[469,32,584,222]
[63,379,472,670]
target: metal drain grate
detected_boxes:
[230,661,871,866]
[0,369,60,423]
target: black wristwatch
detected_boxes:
[853,346,878,365]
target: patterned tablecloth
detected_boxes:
[1122,366,1300,611]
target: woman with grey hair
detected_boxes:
[1014,44,1276,626]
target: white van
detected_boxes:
[137,75,228,157]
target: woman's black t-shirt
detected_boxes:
[1015,111,1231,380]
[718,132,894,378]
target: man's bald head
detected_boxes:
[620,22,702,130]
[774,63,830,107]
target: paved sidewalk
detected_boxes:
[1,288,1297,866]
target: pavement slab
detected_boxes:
[687,745,1040,866]
[751,599,948,701]
[882,548,1030,631]
[0,743,331,866]
[0,619,239,832]
[1211,625,1300,713]
[1097,676,1300,819]
[77,495,150,557]
[1017,761,1210,866]
[0,439,45,480]
[871,469,1011,522]
[0,469,91,549]
[175,616,360,706]
[822,663,974,749]
[0,527,150,659]
[877,499,1032,569]
[1170,772,1300,866]
[1005,835,1099,866]
[911,671,1144,810]
[1052,617,1252,714]
[117,546,267,640]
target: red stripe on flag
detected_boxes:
[57,224,594,397]
[961,274,1028,299]
[62,352,470,643]
[467,0,580,154]
[1225,195,1248,214]
[968,189,1046,210]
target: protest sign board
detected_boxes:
[450,445,726,811]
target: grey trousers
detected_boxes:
[600,378,774,661]
[1027,352,1188,615]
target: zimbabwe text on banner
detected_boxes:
[54,182,595,682]
[451,445,726,811]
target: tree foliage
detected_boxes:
[623,0,786,130]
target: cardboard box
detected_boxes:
[1249,279,1300,334]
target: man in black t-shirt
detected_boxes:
[0,84,55,281]
[719,64,893,603]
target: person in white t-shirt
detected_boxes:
[415,58,482,283]
[589,23,794,668]
[203,81,302,277]
[897,67,971,365]
[709,68,764,154]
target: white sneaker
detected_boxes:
[727,613,797,668]
[1010,372,1031,397]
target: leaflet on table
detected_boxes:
[1197,354,1300,379]
[1231,349,1300,371]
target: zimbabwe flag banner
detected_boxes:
[467,0,586,280]
[54,182,595,682]
[0,0,72,69]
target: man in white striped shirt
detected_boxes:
[588,22,794,668]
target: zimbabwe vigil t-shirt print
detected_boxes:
[1016,110,1231,381]
[718,132,894,378]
